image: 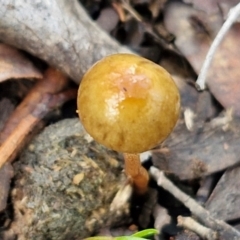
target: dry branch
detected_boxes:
[177,216,218,240]
[150,166,240,239]
[0,0,132,83]
[0,68,77,168]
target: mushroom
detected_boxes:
[77,53,180,194]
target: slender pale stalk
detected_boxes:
[123,153,149,194]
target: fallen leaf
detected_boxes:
[164,1,219,73]
[152,117,240,180]
[0,44,42,82]
[183,0,240,18]
[164,2,240,116]
[206,165,240,221]
[207,24,240,116]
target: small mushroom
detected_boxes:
[77,53,180,193]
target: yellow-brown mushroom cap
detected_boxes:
[77,53,180,153]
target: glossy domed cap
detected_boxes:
[77,53,180,153]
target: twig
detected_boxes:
[112,2,126,22]
[177,216,218,240]
[121,0,143,22]
[0,0,131,83]
[196,3,240,90]
[0,68,77,169]
[0,114,41,169]
[0,68,68,144]
[150,166,240,239]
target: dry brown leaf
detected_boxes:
[206,165,240,222]
[164,1,222,73]
[0,44,42,82]
[164,2,240,116]
[207,24,240,116]
[183,0,240,18]
[152,117,240,180]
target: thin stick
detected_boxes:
[150,166,240,238]
[0,115,39,168]
[196,3,240,90]
[0,68,68,143]
[177,216,218,240]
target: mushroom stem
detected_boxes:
[123,153,149,194]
